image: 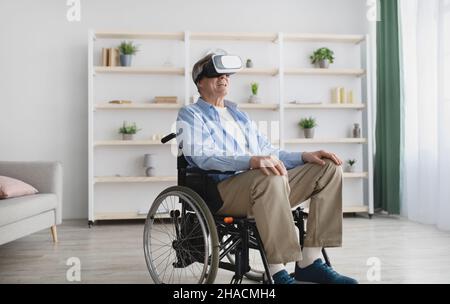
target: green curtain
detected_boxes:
[375,0,401,214]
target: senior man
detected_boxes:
[176,54,357,284]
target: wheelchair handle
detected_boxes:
[161,133,176,144]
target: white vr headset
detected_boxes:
[194,55,243,83]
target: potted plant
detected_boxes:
[298,117,317,139]
[310,47,335,69]
[119,121,141,140]
[118,41,140,67]
[248,82,260,103]
[346,159,357,173]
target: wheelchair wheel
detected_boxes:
[144,186,219,284]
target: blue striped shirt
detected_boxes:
[176,98,304,182]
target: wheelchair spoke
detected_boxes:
[161,250,173,283]
[149,244,171,256]
[144,187,219,284]
[151,246,173,265]
[151,221,175,241]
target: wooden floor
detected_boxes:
[1,215,450,284]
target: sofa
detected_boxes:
[0,161,62,245]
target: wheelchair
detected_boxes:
[143,133,331,284]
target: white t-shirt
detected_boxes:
[214,106,248,154]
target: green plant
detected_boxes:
[118,41,140,55]
[347,159,357,167]
[310,47,335,64]
[119,121,141,134]
[251,83,259,95]
[298,117,317,129]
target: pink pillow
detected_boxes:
[0,176,38,199]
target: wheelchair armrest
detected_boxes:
[186,167,237,176]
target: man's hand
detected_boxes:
[302,150,343,166]
[250,155,288,176]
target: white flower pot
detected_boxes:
[248,95,260,103]
[122,134,134,140]
[304,128,315,139]
[315,59,330,69]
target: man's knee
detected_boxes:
[320,159,343,184]
[252,174,289,193]
[307,159,342,179]
[251,175,291,208]
[263,174,289,185]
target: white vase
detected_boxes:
[248,95,260,103]
[304,128,315,139]
[316,59,330,69]
[122,134,133,140]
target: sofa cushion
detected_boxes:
[0,194,57,226]
[0,176,38,199]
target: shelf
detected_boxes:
[284,103,365,110]
[343,206,370,213]
[94,140,167,147]
[284,33,365,44]
[95,103,183,110]
[188,67,278,76]
[94,103,365,111]
[284,68,365,77]
[343,172,369,179]
[93,31,365,44]
[94,212,148,220]
[95,176,177,183]
[190,32,278,42]
[94,31,184,40]
[94,67,185,75]
[239,68,279,76]
[89,30,374,222]
[304,205,369,214]
[94,174,366,184]
[284,138,367,144]
[95,210,173,220]
[237,103,279,110]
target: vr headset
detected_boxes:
[194,55,243,84]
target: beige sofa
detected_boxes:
[0,161,62,245]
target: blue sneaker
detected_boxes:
[295,259,358,284]
[272,270,296,284]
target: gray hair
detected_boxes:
[192,54,214,92]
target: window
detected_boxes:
[441,0,450,102]
[443,1,450,101]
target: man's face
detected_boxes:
[198,74,230,97]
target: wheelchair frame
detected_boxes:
[144,133,331,284]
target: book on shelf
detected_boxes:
[108,48,120,67]
[153,96,178,104]
[101,48,120,67]
[289,100,323,105]
[109,100,133,104]
[101,48,109,66]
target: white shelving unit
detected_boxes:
[88,30,374,223]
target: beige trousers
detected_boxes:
[217,159,343,264]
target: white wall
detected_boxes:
[0,0,371,219]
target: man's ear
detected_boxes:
[197,79,204,91]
